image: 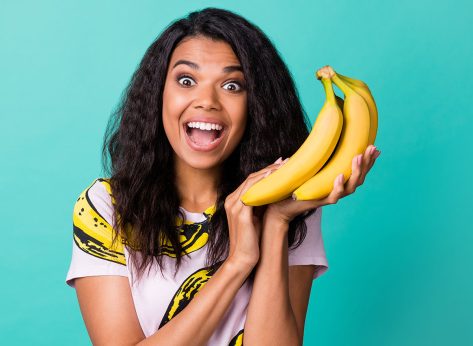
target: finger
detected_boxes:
[364,145,375,169]
[229,166,272,202]
[263,160,288,177]
[358,145,375,185]
[265,157,289,171]
[238,168,282,205]
[232,170,271,206]
[237,206,260,236]
[366,145,378,168]
[245,158,285,180]
[232,157,289,204]
[264,162,285,175]
[344,154,362,194]
[358,149,380,186]
[326,173,345,204]
[238,158,289,195]
[369,149,381,169]
[242,168,276,193]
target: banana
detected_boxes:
[292,67,371,201]
[240,73,343,206]
[337,73,378,145]
[335,94,344,109]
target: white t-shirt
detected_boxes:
[66,178,329,345]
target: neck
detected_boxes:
[174,157,221,213]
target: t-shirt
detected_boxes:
[65,178,329,345]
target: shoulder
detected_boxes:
[72,177,126,265]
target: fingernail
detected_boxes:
[281,158,289,164]
[339,174,344,183]
[357,155,362,165]
[274,157,283,164]
[370,146,376,155]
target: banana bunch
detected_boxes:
[241,65,378,206]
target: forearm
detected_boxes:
[244,220,301,346]
[137,257,253,346]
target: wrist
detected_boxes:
[225,255,257,274]
[263,211,290,232]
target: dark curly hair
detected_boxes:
[101,7,317,282]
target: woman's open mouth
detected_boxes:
[183,121,226,152]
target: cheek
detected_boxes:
[162,86,187,136]
[166,92,189,111]
[163,86,179,117]
[223,103,247,156]
[233,97,248,137]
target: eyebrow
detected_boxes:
[172,59,243,73]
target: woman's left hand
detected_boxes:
[264,144,381,226]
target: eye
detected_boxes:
[223,80,245,92]
[176,74,196,87]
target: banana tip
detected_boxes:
[316,65,335,79]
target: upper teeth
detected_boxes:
[187,122,223,131]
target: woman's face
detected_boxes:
[162,36,248,172]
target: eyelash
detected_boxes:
[176,74,246,92]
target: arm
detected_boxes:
[244,218,314,346]
[243,146,381,344]
[75,257,253,346]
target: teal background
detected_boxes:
[1,0,471,344]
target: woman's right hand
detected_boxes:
[224,157,288,269]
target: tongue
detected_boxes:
[188,128,219,146]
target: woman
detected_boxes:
[66,7,380,345]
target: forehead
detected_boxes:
[170,36,241,67]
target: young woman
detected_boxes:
[66,7,380,345]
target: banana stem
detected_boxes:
[331,73,355,97]
[320,78,336,104]
[337,73,369,89]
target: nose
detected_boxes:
[193,83,222,111]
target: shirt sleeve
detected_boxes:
[65,178,128,288]
[288,207,329,280]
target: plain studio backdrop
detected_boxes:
[0,0,471,345]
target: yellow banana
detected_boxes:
[293,67,371,201]
[241,74,343,206]
[335,73,369,88]
[335,94,344,109]
[337,73,378,145]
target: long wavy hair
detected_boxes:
[101,7,317,282]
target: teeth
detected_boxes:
[187,121,223,131]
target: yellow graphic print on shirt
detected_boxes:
[159,263,222,328]
[74,178,244,344]
[228,329,244,346]
[73,178,216,263]
[72,178,126,265]
[159,262,245,344]
[158,204,215,258]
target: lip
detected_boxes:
[182,121,227,152]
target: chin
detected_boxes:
[180,154,222,171]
